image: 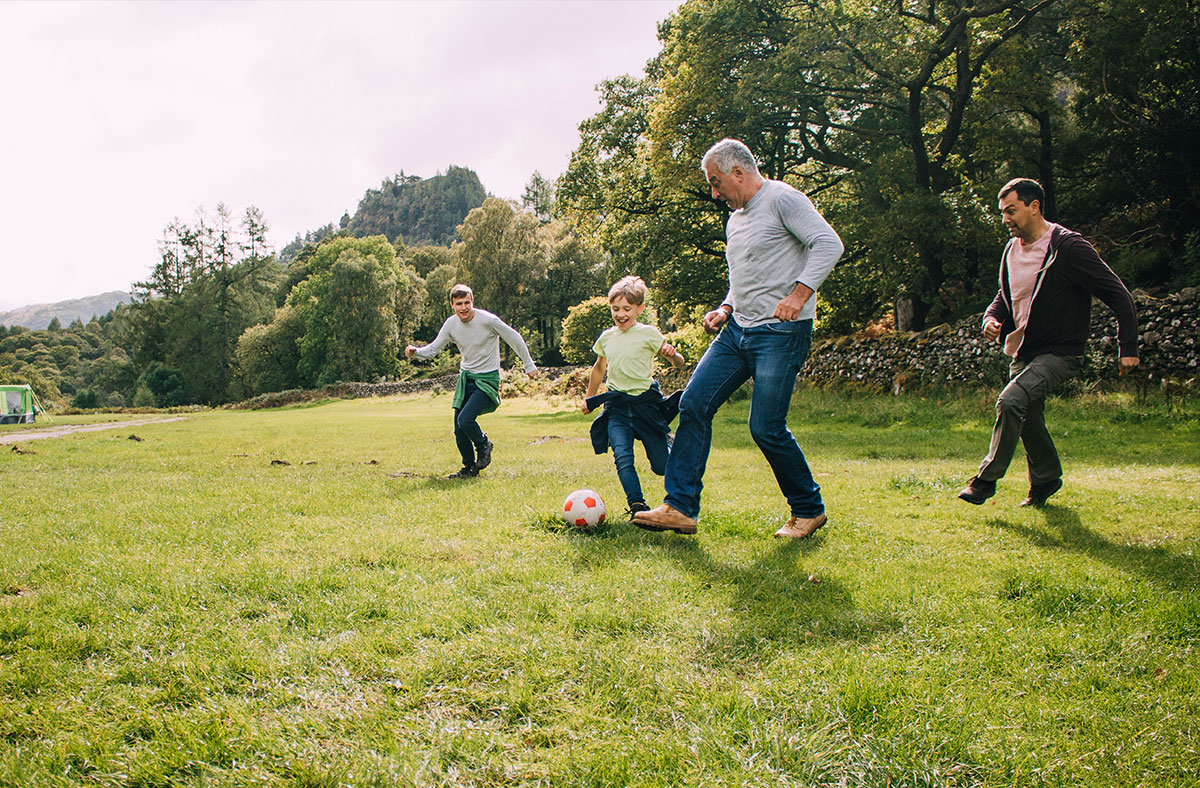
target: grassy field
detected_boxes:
[1,385,1197,787]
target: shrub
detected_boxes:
[71,389,100,409]
[137,362,189,407]
[660,306,716,371]
[559,297,613,364]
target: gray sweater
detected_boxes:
[723,179,843,325]
[414,308,537,374]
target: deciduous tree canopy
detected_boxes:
[560,0,1199,333]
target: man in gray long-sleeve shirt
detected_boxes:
[634,138,843,538]
[406,284,537,479]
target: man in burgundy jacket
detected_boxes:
[959,178,1140,507]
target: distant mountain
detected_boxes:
[280,166,487,263]
[0,290,132,330]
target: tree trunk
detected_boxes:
[894,294,916,332]
[1035,109,1057,221]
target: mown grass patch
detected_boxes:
[0,386,1197,786]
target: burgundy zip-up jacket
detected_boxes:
[983,225,1140,360]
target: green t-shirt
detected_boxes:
[592,322,666,395]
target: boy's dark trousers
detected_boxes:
[454,376,494,468]
[606,403,669,507]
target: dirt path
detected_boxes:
[1,416,187,443]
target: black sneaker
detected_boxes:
[626,500,650,518]
[958,476,996,505]
[448,465,478,480]
[1020,478,1063,507]
[474,438,493,470]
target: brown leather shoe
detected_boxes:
[631,504,698,534]
[774,513,827,539]
[957,476,996,505]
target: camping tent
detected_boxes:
[1,384,39,424]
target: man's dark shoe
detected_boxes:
[958,476,996,505]
[448,465,478,480]
[1021,478,1063,507]
[474,438,493,470]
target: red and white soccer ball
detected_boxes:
[562,488,606,529]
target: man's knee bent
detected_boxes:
[748,415,791,448]
[995,386,1031,421]
[678,389,717,423]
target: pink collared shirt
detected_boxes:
[1004,224,1057,357]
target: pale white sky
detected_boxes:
[0,0,680,311]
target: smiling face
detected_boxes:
[609,295,644,331]
[451,294,475,322]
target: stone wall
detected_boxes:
[802,288,1198,392]
[228,367,588,410]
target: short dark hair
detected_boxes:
[998,178,1044,208]
[449,284,473,302]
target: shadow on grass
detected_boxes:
[563,525,902,665]
[989,506,1199,590]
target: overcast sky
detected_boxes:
[0,0,680,311]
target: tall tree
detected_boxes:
[562,0,1063,331]
[453,198,547,326]
[527,222,608,362]
[292,249,400,385]
[1058,0,1200,290]
[261,234,421,388]
[558,74,729,316]
[130,205,281,403]
[521,171,557,223]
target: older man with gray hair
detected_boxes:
[633,138,843,538]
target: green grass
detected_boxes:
[1,386,1197,787]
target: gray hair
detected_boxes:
[701,138,760,176]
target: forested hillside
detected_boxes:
[0,312,136,408]
[278,167,487,264]
[344,166,486,245]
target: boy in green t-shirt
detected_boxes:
[582,276,686,515]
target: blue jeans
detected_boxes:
[606,404,670,506]
[453,377,492,467]
[664,318,821,519]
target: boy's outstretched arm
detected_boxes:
[407,320,453,360]
[660,342,686,369]
[581,356,606,413]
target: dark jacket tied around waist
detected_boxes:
[586,381,682,456]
